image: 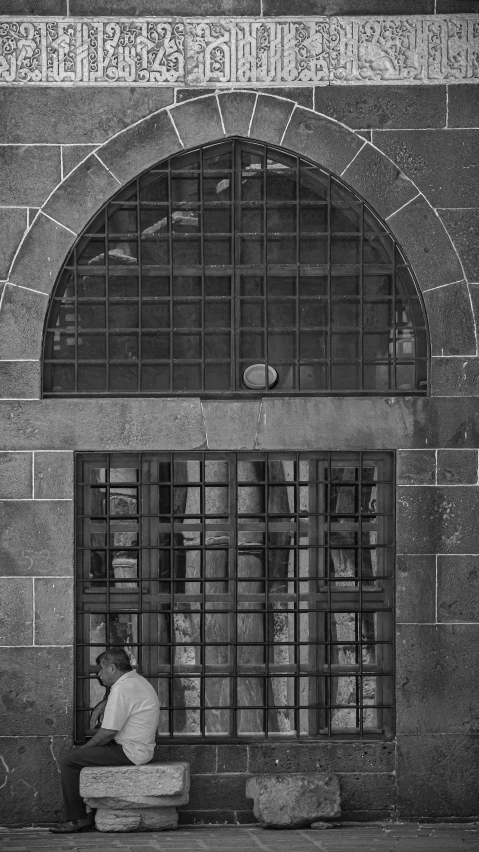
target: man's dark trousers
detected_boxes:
[60,742,133,820]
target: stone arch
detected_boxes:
[1,91,470,398]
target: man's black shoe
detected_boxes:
[49,816,95,833]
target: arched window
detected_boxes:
[44,139,428,395]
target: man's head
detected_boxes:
[96,648,132,687]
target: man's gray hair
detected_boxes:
[96,647,133,672]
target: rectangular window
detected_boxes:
[76,452,394,740]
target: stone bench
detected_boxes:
[246,773,341,829]
[80,762,189,832]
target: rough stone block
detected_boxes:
[0,88,174,145]
[259,88,313,109]
[387,196,463,294]
[437,555,479,623]
[282,106,363,178]
[178,809,240,826]
[430,358,479,397]
[264,0,432,10]
[34,451,73,499]
[203,401,261,450]
[94,807,178,832]
[314,85,446,130]
[249,95,295,146]
[0,735,71,825]
[448,84,479,128]
[0,361,40,400]
[34,578,73,645]
[0,146,60,207]
[396,624,479,733]
[341,144,417,221]
[71,0,260,12]
[43,155,120,236]
[9,213,76,297]
[397,450,436,485]
[246,774,340,828]
[338,773,395,813]
[218,91,257,138]
[80,763,190,799]
[397,485,479,553]
[247,742,395,774]
[396,555,436,624]
[438,209,479,284]
[0,398,207,451]
[397,734,479,818]
[217,745,248,773]
[0,451,32,498]
[0,208,28,279]
[172,98,224,150]
[186,775,249,811]
[0,578,33,645]
[423,281,476,357]
[0,500,73,576]
[0,646,73,735]
[372,130,479,208]
[0,284,48,361]
[413,398,479,448]
[154,744,216,774]
[437,449,478,485]
[99,109,182,188]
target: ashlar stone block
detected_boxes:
[246,773,341,828]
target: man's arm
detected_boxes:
[89,698,108,730]
[79,727,118,749]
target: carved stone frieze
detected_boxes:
[0,16,478,86]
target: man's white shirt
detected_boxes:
[101,670,160,765]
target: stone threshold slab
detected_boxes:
[0,16,478,86]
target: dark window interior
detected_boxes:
[44,140,427,396]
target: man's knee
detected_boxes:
[60,746,83,771]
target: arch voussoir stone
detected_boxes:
[340,143,418,222]
[9,212,76,297]
[43,154,120,237]
[217,90,257,138]
[170,96,225,150]
[100,109,183,187]
[248,94,295,146]
[387,195,464,294]
[282,107,363,180]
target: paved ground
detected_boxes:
[0,824,478,852]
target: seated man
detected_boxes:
[51,647,160,834]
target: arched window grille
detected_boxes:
[44,140,428,396]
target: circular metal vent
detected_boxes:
[242,364,278,390]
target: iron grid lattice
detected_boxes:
[45,140,427,396]
[76,451,394,741]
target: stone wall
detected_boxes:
[1,4,479,827]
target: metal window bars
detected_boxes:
[75,451,395,741]
[44,140,428,396]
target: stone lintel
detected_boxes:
[0,17,478,86]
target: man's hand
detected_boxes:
[79,727,118,749]
[88,698,108,732]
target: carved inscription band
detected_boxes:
[0,17,478,86]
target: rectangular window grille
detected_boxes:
[76,452,394,740]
